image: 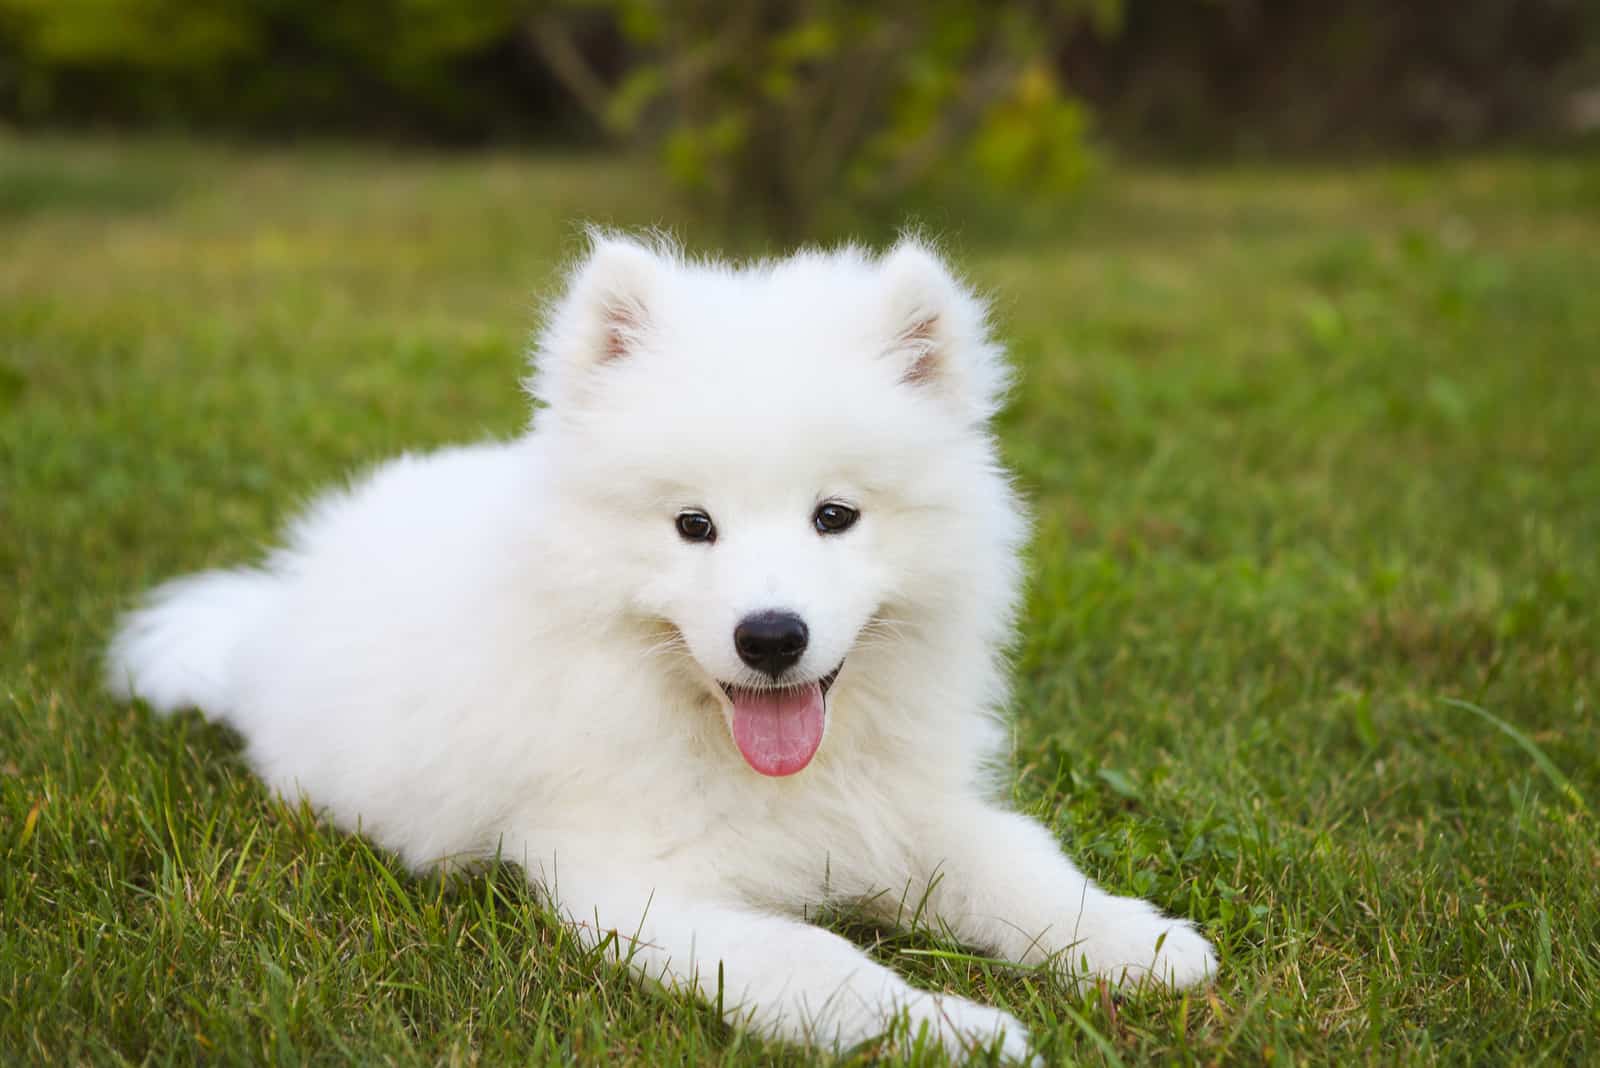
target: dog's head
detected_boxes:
[530,234,1023,776]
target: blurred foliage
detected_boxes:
[1,1,1596,232]
[0,0,1111,235]
[1069,0,1600,154]
[0,0,561,139]
[529,1,1113,234]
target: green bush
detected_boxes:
[531,1,1113,235]
[0,1,1111,236]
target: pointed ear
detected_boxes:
[528,232,665,410]
[878,239,1007,420]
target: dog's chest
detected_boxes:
[653,761,922,906]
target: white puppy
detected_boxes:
[108,235,1215,1061]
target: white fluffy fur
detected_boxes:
[107,235,1215,1061]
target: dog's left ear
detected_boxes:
[877,240,1007,421]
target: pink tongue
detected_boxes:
[729,683,826,776]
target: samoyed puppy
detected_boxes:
[108,234,1215,1061]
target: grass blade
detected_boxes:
[1441,697,1589,814]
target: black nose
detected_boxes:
[734,611,809,678]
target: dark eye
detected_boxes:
[813,502,859,535]
[676,510,716,543]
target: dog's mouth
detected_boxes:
[717,664,842,778]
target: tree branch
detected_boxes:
[524,13,621,137]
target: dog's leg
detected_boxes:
[531,853,1033,1061]
[905,803,1216,990]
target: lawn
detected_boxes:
[3,136,1598,1064]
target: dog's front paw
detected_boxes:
[900,993,1035,1065]
[1139,918,1217,989]
[1060,897,1217,992]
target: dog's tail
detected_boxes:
[106,568,277,720]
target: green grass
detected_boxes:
[4,135,1599,1064]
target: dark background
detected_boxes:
[4,0,1596,152]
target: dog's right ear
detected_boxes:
[528,233,663,410]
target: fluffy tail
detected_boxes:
[106,568,277,719]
